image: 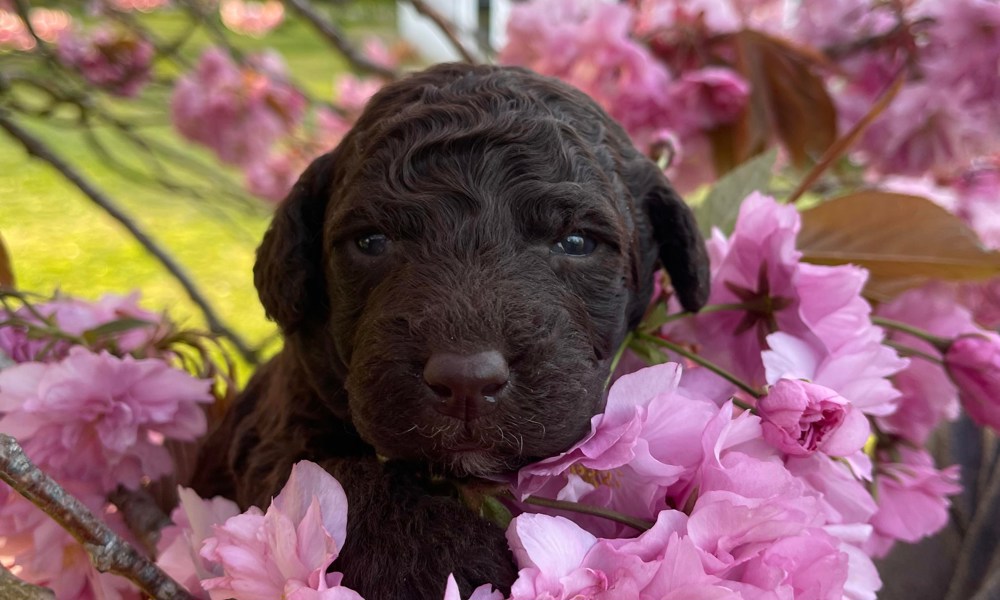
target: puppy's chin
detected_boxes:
[439,450,514,479]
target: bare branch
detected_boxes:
[0,111,259,364]
[283,0,400,79]
[0,564,54,600]
[0,434,195,600]
[406,0,480,64]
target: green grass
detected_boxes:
[1,2,398,373]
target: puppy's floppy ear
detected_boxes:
[644,180,711,312]
[626,156,710,317]
[254,149,339,333]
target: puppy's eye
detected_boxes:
[551,234,597,257]
[356,233,389,256]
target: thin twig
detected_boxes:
[0,564,54,600]
[504,490,654,533]
[0,434,195,600]
[11,0,50,59]
[883,339,943,364]
[0,111,258,364]
[406,0,479,64]
[872,316,951,352]
[787,69,906,205]
[283,0,399,79]
[635,332,762,403]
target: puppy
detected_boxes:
[192,63,709,599]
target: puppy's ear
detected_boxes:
[254,149,339,332]
[644,180,711,313]
[626,157,710,318]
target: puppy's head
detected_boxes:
[255,64,709,477]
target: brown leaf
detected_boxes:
[710,30,838,172]
[798,192,1000,300]
[0,233,14,289]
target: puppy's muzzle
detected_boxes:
[423,350,509,421]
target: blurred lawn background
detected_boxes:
[2,1,399,376]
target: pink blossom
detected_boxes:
[0,481,140,600]
[958,277,1000,329]
[507,511,735,599]
[917,0,1000,127]
[875,283,981,444]
[500,0,676,148]
[0,8,32,50]
[665,193,901,398]
[0,7,70,51]
[857,81,983,176]
[28,7,71,42]
[171,48,306,168]
[944,333,1000,431]
[866,447,961,558]
[514,363,722,535]
[668,67,750,134]
[57,26,153,97]
[952,162,1000,250]
[220,0,284,38]
[442,575,503,600]
[244,150,302,202]
[786,454,876,527]
[361,36,399,69]
[786,0,897,47]
[741,530,850,599]
[0,347,212,491]
[105,0,171,12]
[0,292,168,363]
[200,461,362,600]
[334,74,382,113]
[156,487,242,597]
[631,0,771,36]
[758,378,869,457]
[763,331,907,419]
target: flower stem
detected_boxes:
[506,490,654,533]
[872,316,951,352]
[606,331,634,388]
[654,302,762,326]
[883,340,943,364]
[634,332,763,400]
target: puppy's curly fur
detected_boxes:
[192,63,709,599]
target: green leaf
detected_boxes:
[695,149,777,237]
[628,336,670,367]
[82,317,155,345]
[480,495,513,530]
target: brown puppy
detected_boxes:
[192,63,709,599]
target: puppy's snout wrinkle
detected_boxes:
[423,350,509,420]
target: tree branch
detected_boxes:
[0,111,258,364]
[283,0,400,79]
[0,434,195,600]
[0,564,54,600]
[405,0,479,64]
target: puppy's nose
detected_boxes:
[423,350,509,420]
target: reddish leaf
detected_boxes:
[710,30,838,173]
[798,192,1000,301]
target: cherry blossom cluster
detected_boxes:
[501,0,1000,190]
[0,293,214,599]
[56,25,154,97]
[0,6,70,51]
[220,0,285,38]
